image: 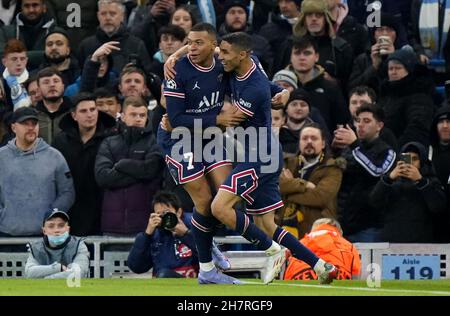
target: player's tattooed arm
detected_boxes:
[164,45,189,79]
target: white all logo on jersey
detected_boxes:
[198,91,220,108]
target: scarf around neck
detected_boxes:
[3,68,29,83]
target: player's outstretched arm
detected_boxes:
[271,89,290,110]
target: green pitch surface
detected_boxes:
[1,279,450,296]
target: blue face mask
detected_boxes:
[47,231,69,247]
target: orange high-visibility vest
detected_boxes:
[283,224,361,280]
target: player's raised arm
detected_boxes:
[271,88,290,110]
[164,45,188,80]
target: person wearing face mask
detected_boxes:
[25,208,90,279]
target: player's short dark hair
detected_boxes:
[94,87,120,102]
[152,191,182,212]
[348,85,377,103]
[300,122,326,140]
[36,67,63,84]
[158,24,186,42]
[292,36,318,54]
[356,103,385,122]
[71,92,96,111]
[221,32,252,52]
[190,22,217,40]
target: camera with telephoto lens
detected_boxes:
[160,210,178,230]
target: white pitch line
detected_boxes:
[242,281,450,296]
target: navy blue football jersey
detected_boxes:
[229,60,282,157]
[163,55,227,130]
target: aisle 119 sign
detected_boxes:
[382,255,440,280]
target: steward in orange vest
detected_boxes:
[284,219,361,280]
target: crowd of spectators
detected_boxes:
[0,0,449,251]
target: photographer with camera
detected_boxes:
[370,142,447,243]
[127,191,230,278]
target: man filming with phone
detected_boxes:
[370,142,447,243]
[127,191,231,278]
[389,152,422,182]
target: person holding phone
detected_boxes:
[348,12,408,92]
[370,142,447,243]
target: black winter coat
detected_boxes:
[94,122,164,234]
[289,66,350,133]
[259,13,294,74]
[78,25,152,75]
[338,137,396,236]
[430,105,450,242]
[337,14,370,58]
[370,142,447,243]
[52,111,117,236]
[78,58,119,94]
[274,35,354,90]
[378,66,435,148]
[38,56,81,87]
[348,51,388,93]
